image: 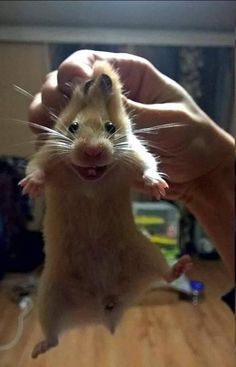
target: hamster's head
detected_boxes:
[50,61,132,182]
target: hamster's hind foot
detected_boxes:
[165,255,192,283]
[31,337,58,359]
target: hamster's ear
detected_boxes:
[98,74,112,97]
[86,61,125,114]
[86,73,112,102]
[84,79,94,95]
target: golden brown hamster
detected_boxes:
[20,61,191,358]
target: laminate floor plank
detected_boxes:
[0,259,234,367]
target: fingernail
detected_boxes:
[62,77,87,96]
[66,77,87,88]
[62,93,69,101]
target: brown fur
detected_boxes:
[25,61,173,358]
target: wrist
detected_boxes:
[184,151,235,279]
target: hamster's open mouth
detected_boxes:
[72,164,108,181]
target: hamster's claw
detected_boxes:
[19,170,45,199]
[143,170,169,199]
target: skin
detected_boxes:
[29,50,235,279]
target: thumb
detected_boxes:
[123,96,186,127]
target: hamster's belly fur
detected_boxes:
[41,186,165,313]
[43,211,159,292]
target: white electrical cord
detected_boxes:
[0,296,33,351]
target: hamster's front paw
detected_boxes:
[19,169,45,198]
[143,169,169,199]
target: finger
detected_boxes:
[123,97,189,126]
[57,49,176,102]
[29,72,70,134]
[57,50,96,94]
[58,49,136,86]
[41,70,69,114]
[29,93,54,132]
[58,49,139,95]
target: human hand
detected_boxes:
[29,49,233,201]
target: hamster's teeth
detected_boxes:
[88,168,97,176]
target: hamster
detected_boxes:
[19,61,192,358]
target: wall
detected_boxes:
[0,43,49,157]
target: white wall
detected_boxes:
[0,1,235,31]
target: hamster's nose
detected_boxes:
[84,145,103,157]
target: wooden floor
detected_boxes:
[0,259,234,367]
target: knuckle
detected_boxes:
[174,104,191,122]
[44,70,58,82]
[28,93,41,119]
[41,71,58,99]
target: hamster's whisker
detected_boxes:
[126,106,138,121]
[114,138,130,147]
[38,131,73,143]
[107,127,123,140]
[40,147,69,155]
[158,171,168,179]
[42,140,72,149]
[26,121,74,143]
[10,136,70,149]
[5,117,68,142]
[13,84,35,99]
[134,123,185,134]
[10,140,38,148]
[115,147,132,153]
[114,142,132,151]
[41,153,71,170]
[53,132,74,144]
[45,145,71,152]
[39,138,73,147]
[112,131,128,140]
[50,151,71,159]
[45,152,69,161]
[114,135,128,143]
[140,140,170,154]
[113,140,128,148]
[13,84,63,124]
[37,136,72,148]
[115,146,130,151]
[118,155,137,168]
[42,134,73,144]
[56,122,75,140]
[46,108,61,124]
[54,125,69,137]
[2,118,67,143]
[113,138,130,147]
[114,149,134,162]
[48,147,71,154]
[41,150,71,163]
[45,142,72,151]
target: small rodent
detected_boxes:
[20,61,191,358]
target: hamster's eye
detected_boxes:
[104,302,115,311]
[68,121,79,134]
[105,121,116,134]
